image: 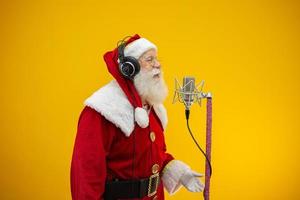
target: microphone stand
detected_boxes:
[204,94,212,200]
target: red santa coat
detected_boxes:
[71,80,174,200]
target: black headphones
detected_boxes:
[117,37,140,80]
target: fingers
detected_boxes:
[180,169,205,192]
[191,170,204,177]
[186,178,205,192]
[197,181,205,192]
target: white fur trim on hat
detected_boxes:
[134,107,149,128]
[124,38,157,59]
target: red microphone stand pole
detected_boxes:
[204,95,212,200]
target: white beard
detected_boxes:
[133,68,168,106]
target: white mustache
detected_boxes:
[150,68,161,76]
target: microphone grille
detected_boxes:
[183,76,195,92]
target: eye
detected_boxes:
[146,57,154,62]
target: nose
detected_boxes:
[153,59,161,69]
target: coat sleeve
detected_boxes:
[71,106,113,200]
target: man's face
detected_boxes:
[138,49,161,79]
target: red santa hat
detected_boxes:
[103,34,157,128]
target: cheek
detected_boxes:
[139,62,151,71]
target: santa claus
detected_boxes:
[70,34,204,200]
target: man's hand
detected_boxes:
[179,169,204,192]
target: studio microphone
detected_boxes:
[173,76,209,119]
[182,76,195,111]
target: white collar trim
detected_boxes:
[84,80,168,137]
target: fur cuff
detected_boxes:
[161,160,191,195]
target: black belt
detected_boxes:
[104,173,160,200]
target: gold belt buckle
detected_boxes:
[148,173,159,197]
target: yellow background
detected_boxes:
[0,0,299,199]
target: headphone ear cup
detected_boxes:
[119,56,140,79]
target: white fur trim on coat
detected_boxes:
[153,104,168,130]
[84,80,167,137]
[161,160,191,195]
